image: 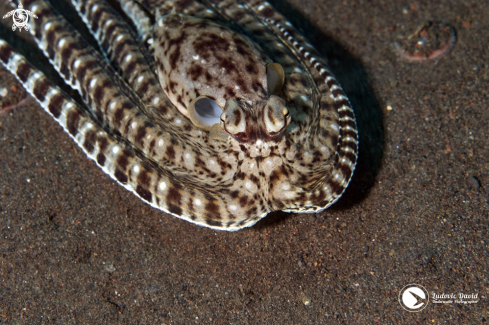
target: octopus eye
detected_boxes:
[267,63,285,95]
[188,96,223,131]
[263,95,289,135]
[221,99,246,135]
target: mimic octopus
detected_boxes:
[0,0,358,230]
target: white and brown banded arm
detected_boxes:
[138,0,219,18]
[21,0,217,174]
[119,0,156,58]
[31,0,184,135]
[0,40,261,231]
[71,0,160,106]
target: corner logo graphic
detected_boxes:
[399,284,429,312]
[2,3,38,32]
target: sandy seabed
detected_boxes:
[0,0,487,323]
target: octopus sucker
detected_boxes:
[0,0,358,231]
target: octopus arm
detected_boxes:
[0,40,262,231]
[25,0,226,174]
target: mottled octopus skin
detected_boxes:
[0,0,359,231]
[154,13,270,116]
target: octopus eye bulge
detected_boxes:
[188,97,222,131]
[222,99,246,135]
[263,95,288,134]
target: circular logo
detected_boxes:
[399,284,429,312]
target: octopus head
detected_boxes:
[188,63,290,142]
